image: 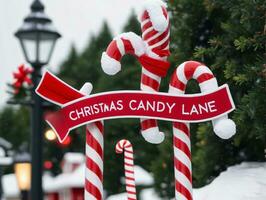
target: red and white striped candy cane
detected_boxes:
[80,84,105,200]
[139,0,170,144]
[85,121,104,200]
[36,73,105,200]
[101,0,170,144]
[116,139,137,200]
[169,61,236,200]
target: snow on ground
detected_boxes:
[106,192,128,200]
[2,162,266,199]
[108,162,266,200]
[140,188,161,200]
[174,162,266,200]
[194,162,266,200]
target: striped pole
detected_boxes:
[139,1,170,144]
[101,0,170,144]
[85,122,104,200]
[116,140,137,200]
[169,61,236,200]
[79,84,105,200]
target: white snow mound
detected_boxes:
[194,162,266,200]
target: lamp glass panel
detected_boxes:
[38,34,55,64]
[21,38,37,64]
[15,163,31,191]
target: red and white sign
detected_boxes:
[37,72,234,143]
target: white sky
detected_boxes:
[0,0,142,107]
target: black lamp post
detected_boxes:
[14,151,31,200]
[14,1,61,200]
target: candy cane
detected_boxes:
[80,85,105,200]
[85,122,104,200]
[169,61,236,200]
[36,72,104,200]
[101,0,170,144]
[116,139,137,200]
[140,0,170,145]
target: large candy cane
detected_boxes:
[80,86,104,200]
[85,122,104,200]
[101,0,170,144]
[140,0,170,145]
[36,72,104,200]
[169,61,236,200]
[116,139,137,200]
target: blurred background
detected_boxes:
[0,0,265,200]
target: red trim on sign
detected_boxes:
[36,71,83,105]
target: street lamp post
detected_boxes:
[14,1,61,199]
[14,151,31,200]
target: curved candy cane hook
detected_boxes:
[116,139,137,200]
[170,61,236,200]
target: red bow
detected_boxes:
[12,64,33,94]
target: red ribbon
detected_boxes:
[12,64,33,94]
[138,54,170,77]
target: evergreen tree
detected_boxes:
[58,22,113,90]
[151,0,266,198]
[0,106,31,174]
[59,45,78,85]
[0,107,30,150]
[193,0,266,186]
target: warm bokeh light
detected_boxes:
[45,129,57,141]
[44,160,53,170]
[14,163,31,191]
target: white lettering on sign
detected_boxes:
[129,100,137,111]
[129,100,176,114]
[69,111,77,121]
[69,99,219,121]
[69,100,124,120]
[182,101,217,115]
[69,100,178,121]
[167,103,176,114]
